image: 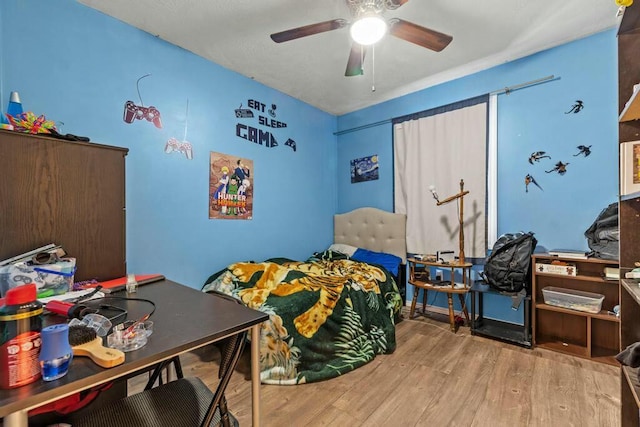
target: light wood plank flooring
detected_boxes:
[130,316,620,426]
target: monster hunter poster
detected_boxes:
[209,152,253,220]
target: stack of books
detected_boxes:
[604,267,620,280]
[548,249,588,259]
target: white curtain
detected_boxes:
[487,93,498,247]
[394,102,488,258]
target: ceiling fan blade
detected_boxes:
[389,18,452,52]
[270,19,348,43]
[345,43,366,76]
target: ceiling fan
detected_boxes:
[270,0,453,77]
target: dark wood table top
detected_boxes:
[0,279,268,418]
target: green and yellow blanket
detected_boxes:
[202,251,402,385]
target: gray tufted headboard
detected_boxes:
[334,207,407,264]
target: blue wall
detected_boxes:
[0,1,619,324]
[337,30,618,322]
[0,0,338,289]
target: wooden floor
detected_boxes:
[130,315,620,426]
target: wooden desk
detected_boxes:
[0,280,268,427]
[407,258,472,331]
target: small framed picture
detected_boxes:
[350,154,379,183]
[620,141,640,196]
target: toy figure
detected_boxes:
[6,112,56,134]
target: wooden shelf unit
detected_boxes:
[531,254,619,366]
[619,5,640,425]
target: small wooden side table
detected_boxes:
[407,257,472,332]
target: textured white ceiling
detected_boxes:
[78,0,620,115]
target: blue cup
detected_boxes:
[39,324,73,381]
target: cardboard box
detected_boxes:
[535,262,577,276]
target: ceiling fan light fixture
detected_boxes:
[350,15,387,45]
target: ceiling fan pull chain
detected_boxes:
[372,44,376,92]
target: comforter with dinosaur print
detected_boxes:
[202,251,402,385]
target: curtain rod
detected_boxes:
[333,74,558,136]
[489,74,557,95]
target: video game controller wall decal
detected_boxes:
[268,104,277,118]
[235,103,254,118]
[284,138,296,152]
[165,138,193,160]
[123,101,162,128]
[122,74,163,128]
[165,100,193,159]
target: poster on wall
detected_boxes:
[620,141,640,196]
[209,152,253,220]
[350,155,379,183]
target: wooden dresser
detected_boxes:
[0,130,128,282]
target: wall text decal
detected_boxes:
[234,99,296,152]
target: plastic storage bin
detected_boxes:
[541,286,604,314]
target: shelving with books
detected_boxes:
[532,255,619,365]
[619,4,640,425]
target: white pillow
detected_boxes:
[328,243,358,256]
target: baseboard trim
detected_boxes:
[404,302,458,316]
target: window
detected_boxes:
[393,94,497,258]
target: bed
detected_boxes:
[202,207,407,385]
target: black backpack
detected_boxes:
[584,202,619,260]
[481,232,537,294]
